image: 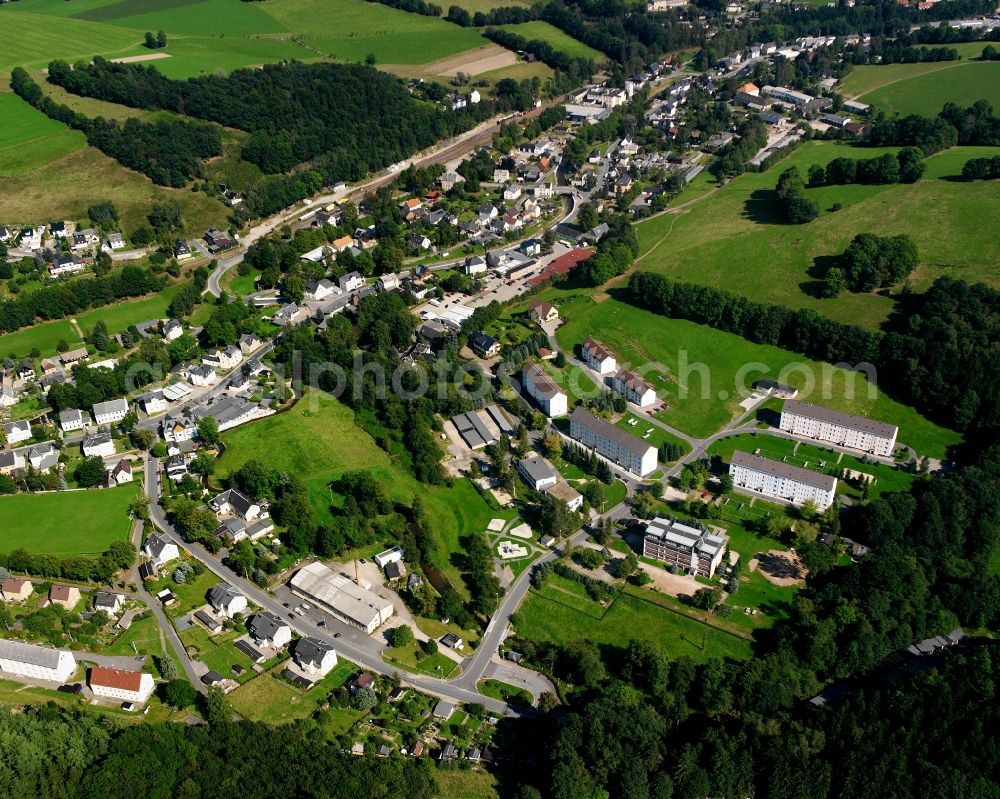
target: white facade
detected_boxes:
[610,370,656,407]
[89,667,155,703]
[82,435,115,459]
[581,337,617,375]
[729,451,837,510]
[92,399,128,426]
[569,407,657,477]
[290,561,394,634]
[189,365,217,386]
[374,546,403,568]
[0,640,76,683]
[3,420,32,445]
[779,400,897,457]
[523,363,568,417]
[59,409,85,432]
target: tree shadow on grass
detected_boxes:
[800,253,840,298]
[742,188,785,225]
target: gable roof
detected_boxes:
[89,666,144,692]
[249,611,288,641]
[294,636,335,666]
[0,639,66,669]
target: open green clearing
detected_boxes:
[219,389,501,599]
[547,291,960,456]
[384,644,460,678]
[841,59,1000,116]
[708,432,918,499]
[0,319,82,361]
[498,21,605,61]
[0,485,138,555]
[517,573,752,662]
[0,94,86,176]
[477,678,532,706]
[616,413,690,456]
[228,659,359,724]
[633,142,1000,329]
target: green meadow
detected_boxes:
[0,94,86,176]
[498,21,605,61]
[841,59,1000,116]
[633,142,1000,330]
[546,291,960,456]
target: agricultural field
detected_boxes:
[516,573,752,662]
[840,59,1000,116]
[0,484,138,555]
[0,94,86,176]
[498,21,605,61]
[633,142,1000,329]
[547,291,961,456]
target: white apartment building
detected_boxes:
[569,407,657,477]
[610,369,657,407]
[729,450,837,510]
[780,400,897,457]
[643,517,728,578]
[522,362,568,417]
[580,337,617,374]
[92,398,128,426]
[88,666,155,703]
[0,640,77,682]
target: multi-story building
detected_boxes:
[729,450,837,510]
[610,369,656,407]
[580,337,617,374]
[0,640,76,682]
[92,398,128,426]
[569,407,657,477]
[88,666,155,703]
[779,399,897,457]
[643,517,728,578]
[523,362,568,417]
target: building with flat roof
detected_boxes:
[643,517,728,578]
[569,407,657,477]
[522,362,568,417]
[517,454,559,491]
[0,639,76,682]
[780,399,897,457]
[451,410,498,450]
[290,561,394,634]
[729,450,837,509]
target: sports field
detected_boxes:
[548,291,961,456]
[633,142,1000,330]
[0,485,138,556]
[841,59,1000,116]
[498,21,605,61]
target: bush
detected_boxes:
[162,678,197,708]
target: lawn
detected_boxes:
[228,658,359,724]
[435,770,501,799]
[549,292,960,456]
[0,485,138,555]
[73,284,182,339]
[383,644,460,678]
[633,142,1000,329]
[477,678,532,706]
[0,319,82,361]
[497,21,605,61]
[517,574,752,662]
[178,624,260,682]
[840,59,1000,116]
[0,94,86,176]
[616,413,689,455]
[147,566,220,618]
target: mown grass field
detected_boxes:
[547,291,960,456]
[497,21,605,61]
[517,573,751,662]
[0,319,82,360]
[0,94,87,176]
[841,59,1000,116]
[633,142,1000,329]
[0,485,137,555]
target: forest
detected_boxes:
[864,101,1000,152]
[627,273,1000,437]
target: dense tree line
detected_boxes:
[865,101,1000,152]
[712,116,767,178]
[364,0,441,16]
[484,27,595,80]
[814,147,925,186]
[0,704,437,799]
[627,272,1000,435]
[0,264,163,336]
[822,233,918,297]
[578,214,639,286]
[11,68,220,187]
[774,166,819,224]
[962,154,1000,179]
[446,3,535,26]
[0,540,135,583]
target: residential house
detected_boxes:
[376,273,400,292]
[82,431,115,459]
[399,198,423,220]
[407,233,432,253]
[60,347,88,366]
[107,459,133,485]
[93,592,124,616]
[520,239,542,258]
[293,637,338,677]
[162,319,184,341]
[437,171,464,191]
[208,488,262,521]
[49,254,86,277]
[527,299,558,324]
[248,612,292,649]
[468,331,500,358]
[18,227,43,251]
[137,389,167,415]
[188,364,217,387]
[304,279,338,301]
[729,451,837,510]
[2,578,33,603]
[272,303,310,327]
[239,333,261,354]
[643,517,728,578]
[522,362,568,417]
[546,480,584,511]
[15,359,34,381]
[493,168,510,182]
[204,229,237,252]
[0,639,76,682]
[203,346,242,371]
[779,399,898,457]
[165,454,189,480]
[754,379,798,399]
[49,221,70,239]
[580,337,617,374]
[517,454,559,491]
[569,406,657,477]
[58,409,85,433]
[465,255,488,275]
[49,584,81,611]
[143,534,179,570]
[208,583,248,618]
[338,272,365,292]
[610,369,657,407]
[162,415,197,443]
[502,184,522,201]
[3,420,32,446]
[92,398,128,426]
[88,666,155,704]
[104,233,126,251]
[174,239,191,260]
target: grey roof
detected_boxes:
[469,331,499,354]
[0,639,67,669]
[209,488,257,518]
[83,431,112,449]
[208,583,244,611]
[294,636,335,668]
[730,450,837,490]
[645,517,727,559]
[234,639,265,662]
[518,455,558,486]
[452,410,497,449]
[570,407,655,458]
[59,409,83,424]
[94,591,121,611]
[782,399,897,440]
[485,404,515,435]
[144,533,174,559]
[92,398,128,417]
[523,362,563,399]
[2,420,30,436]
[0,452,17,469]
[249,611,288,642]
[194,609,222,629]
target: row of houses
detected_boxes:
[580,338,656,407]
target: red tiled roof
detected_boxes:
[90,666,143,692]
[2,578,29,593]
[528,248,592,286]
[50,584,75,601]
